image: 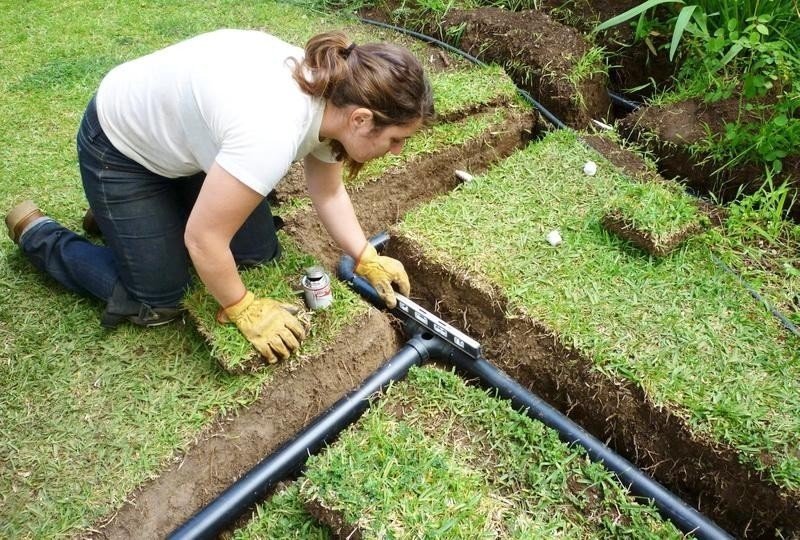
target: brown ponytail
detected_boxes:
[291,31,435,176]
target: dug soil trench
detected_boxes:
[437,7,610,129]
[385,235,800,538]
[362,5,610,129]
[91,311,400,539]
[367,3,798,224]
[283,106,536,269]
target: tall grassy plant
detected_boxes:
[595,0,800,68]
[597,0,800,173]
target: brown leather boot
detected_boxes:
[5,200,45,244]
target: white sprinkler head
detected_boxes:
[546,229,562,246]
[583,161,598,176]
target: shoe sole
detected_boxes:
[5,200,41,243]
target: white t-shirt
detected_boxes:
[96,29,337,196]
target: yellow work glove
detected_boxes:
[220,291,305,364]
[354,243,410,308]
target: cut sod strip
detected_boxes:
[234,482,331,540]
[184,233,368,373]
[283,366,686,538]
[431,64,520,120]
[397,129,800,494]
[600,179,707,257]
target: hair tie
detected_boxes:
[344,42,356,57]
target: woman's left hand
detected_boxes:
[354,243,410,308]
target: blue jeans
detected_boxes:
[20,96,280,319]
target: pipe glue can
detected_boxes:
[301,266,333,310]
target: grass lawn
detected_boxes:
[236,366,686,538]
[398,129,800,491]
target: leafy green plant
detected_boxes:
[594,0,698,61]
[724,172,798,243]
[598,0,800,174]
[595,0,800,69]
[720,101,800,172]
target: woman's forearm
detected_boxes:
[305,156,367,258]
[185,232,247,307]
[185,161,264,307]
[311,183,367,258]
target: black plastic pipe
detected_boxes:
[608,89,641,111]
[170,242,731,539]
[169,334,434,540]
[446,349,731,540]
[338,242,732,540]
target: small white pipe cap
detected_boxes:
[546,229,562,246]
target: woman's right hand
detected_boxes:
[218,291,305,364]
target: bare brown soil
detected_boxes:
[304,499,360,539]
[89,311,400,539]
[385,234,800,538]
[537,0,674,97]
[437,7,610,128]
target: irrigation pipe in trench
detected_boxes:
[338,240,732,540]
[169,334,433,540]
[169,237,732,540]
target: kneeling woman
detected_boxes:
[6,29,434,364]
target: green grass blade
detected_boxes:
[670,5,698,61]
[593,0,685,33]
